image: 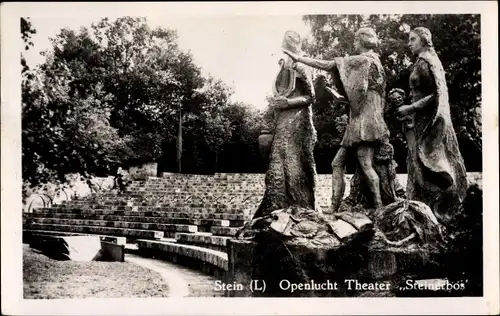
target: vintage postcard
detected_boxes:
[1,1,498,315]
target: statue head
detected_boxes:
[387,88,406,107]
[409,27,434,55]
[354,27,379,52]
[274,31,301,96]
[282,30,302,55]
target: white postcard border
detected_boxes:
[1,2,498,315]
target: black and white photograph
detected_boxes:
[1,1,498,315]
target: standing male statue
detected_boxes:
[284,27,390,212]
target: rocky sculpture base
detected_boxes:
[230,207,373,297]
[228,200,447,297]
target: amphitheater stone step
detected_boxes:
[210,226,239,237]
[26,212,240,227]
[58,199,321,211]
[26,218,198,233]
[34,206,255,216]
[127,181,264,186]
[135,239,228,271]
[59,202,258,211]
[149,182,262,187]
[31,208,253,220]
[23,229,127,245]
[24,223,164,240]
[175,232,232,250]
[117,193,263,199]
[82,198,264,207]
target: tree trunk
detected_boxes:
[215,148,218,173]
[177,106,182,173]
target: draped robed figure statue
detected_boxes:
[393,27,468,225]
[252,30,318,219]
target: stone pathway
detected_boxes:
[125,254,225,297]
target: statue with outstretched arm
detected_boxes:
[284,27,390,212]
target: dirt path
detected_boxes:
[126,253,225,297]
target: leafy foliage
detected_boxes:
[22,17,243,187]
[21,17,37,73]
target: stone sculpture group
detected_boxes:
[233,27,470,296]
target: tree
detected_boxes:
[22,17,208,185]
[21,17,37,73]
[22,56,128,186]
[217,101,266,173]
[22,16,251,183]
[178,76,234,173]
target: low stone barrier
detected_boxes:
[135,239,228,278]
[25,223,164,240]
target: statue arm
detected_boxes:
[410,94,435,111]
[279,62,316,110]
[398,94,435,118]
[284,96,312,109]
[409,60,437,112]
[398,60,437,117]
[297,56,336,71]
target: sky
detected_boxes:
[23,15,312,110]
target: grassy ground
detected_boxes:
[23,245,169,299]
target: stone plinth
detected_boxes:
[100,241,125,262]
[226,230,375,297]
[225,239,255,297]
[225,232,450,297]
